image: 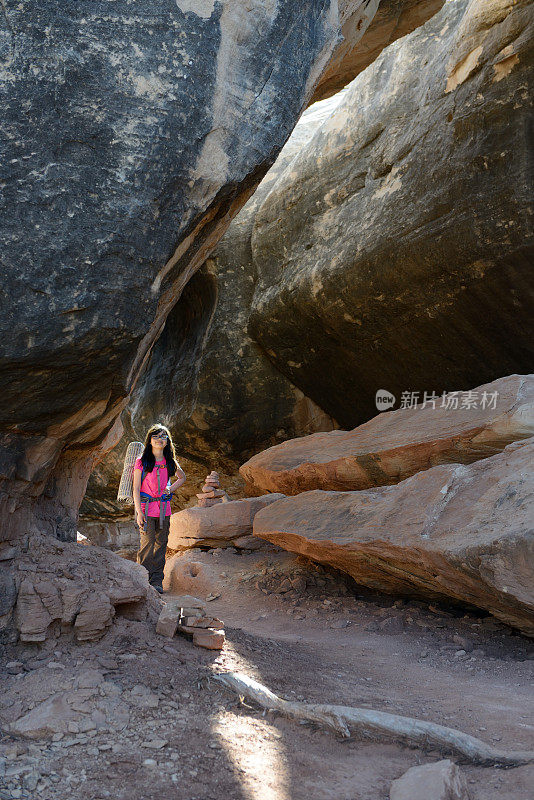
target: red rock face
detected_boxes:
[240,375,534,495]
[252,438,534,635]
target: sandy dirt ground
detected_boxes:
[1,545,533,800]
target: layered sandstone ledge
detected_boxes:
[253,439,534,635]
[240,375,534,495]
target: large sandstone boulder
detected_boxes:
[1,0,385,549]
[247,0,534,429]
[253,438,534,635]
[168,493,285,550]
[240,374,534,494]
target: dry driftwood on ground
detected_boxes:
[214,671,534,768]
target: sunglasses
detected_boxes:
[151,432,168,440]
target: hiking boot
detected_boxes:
[151,583,164,594]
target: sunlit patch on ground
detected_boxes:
[213,711,290,800]
[211,639,290,800]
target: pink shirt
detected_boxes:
[134,458,172,517]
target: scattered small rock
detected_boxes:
[192,629,225,650]
[97,657,119,670]
[390,759,469,800]
[76,669,104,689]
[156,605,180,638]
[141,739,168,750]
[379,617,405,634]
[128,686,159,709]
[6,661,24,675]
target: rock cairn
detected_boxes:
[156,596,225,650]
[196,471,230,508]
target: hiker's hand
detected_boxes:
[136,512,145,531]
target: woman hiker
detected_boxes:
[133,424,186,593]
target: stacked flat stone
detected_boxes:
[196,471,229,508]
[156,596,225,650]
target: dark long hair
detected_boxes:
[140,423,177,476]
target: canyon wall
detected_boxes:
[247,0,534,427]
[1,0,384,544]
